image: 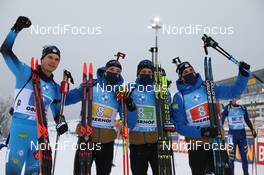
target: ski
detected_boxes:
[158,67,176,175]
[150,46,175,175]
[31,57,52,175]
[204,57,231,175]
[149,16,175,175]
[52,70,74,175]
[74,63,93,175]
[160,71,176,175]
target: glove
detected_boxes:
[9,107,14,116]
[251,128,257,138]
[56,121,68,135]
[115,87,131,99]
[116,88,136,112]
[239,61,250,77]
[11,16,31,32]
[55,115,68,135]
[124,96,136,111]
[201,127,218,138]
[163,122,176,132]
[167,80,172,88]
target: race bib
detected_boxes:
[186,102,210,126]
[132,105,157,132]
[92,103,117,129]
[14,88,53,117]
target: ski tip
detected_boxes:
[31,57,34,70]
[89,63,93,74]
[35,59,39,68]
[83,63,87,74]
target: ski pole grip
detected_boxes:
[115,52,126,61]
[60,81,69,95]
[63,70,74,84]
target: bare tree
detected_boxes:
[0,96,13,137]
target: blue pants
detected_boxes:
[6,117,40,175]
[228,129,248,175]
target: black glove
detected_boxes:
[55,115,68,135]
[166,79,172,89]
[9,107,14,116]
[201,127,218,138]
[56,121,68,135]
[124,96,136,111]
[11,16,31,32]
[239,61,250,77]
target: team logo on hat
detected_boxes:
[52,48,58,53]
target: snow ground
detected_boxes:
[1,128,263,175]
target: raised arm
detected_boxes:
[215,62,250,100]
[0,16,32,76]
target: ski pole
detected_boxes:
[169,137,176,175]
[112,121,122,167]
[251,102,255,175]
[116,86,130,175]
[251,101,258,175]
[52,70,74,175]
[113,52,128,173]
[201,34,264,85]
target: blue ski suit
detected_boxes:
[65,67,136,175]
[65,67,137,142]
[171,73,249,139]
[127,80,157,143]
[222,104,253,174]
[171,72,249,175]
[0,30,61,175]
[125,79,172,175]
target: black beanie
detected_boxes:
[105,59,122,70]
[137,59,154,75]
[41,45,60,60]
[176,62,193,75]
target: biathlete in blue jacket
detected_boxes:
[126,59,173,175]
[0,16,68,175]
[65,59,136,175]
[222,98,257,175]
[171,60,250,175]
